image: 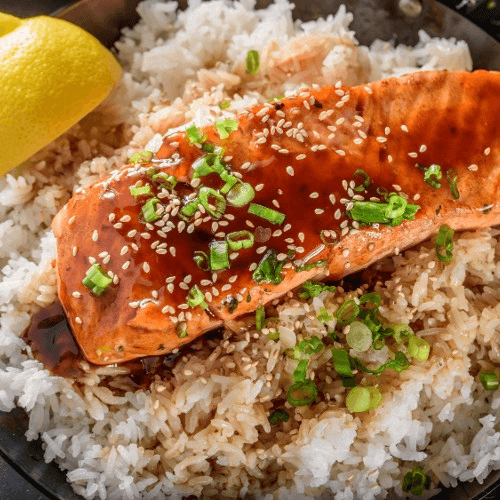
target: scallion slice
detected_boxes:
[226,230,254,250]
[215,119,239,140]
[220,172,238,195]
[180,197,199,219]
[359,292,381,310]
[402,467,431,496]
[393,324,414,344]
[293,359,308,382]
[227,182,255,207]
[336,299,360,326]
[298,336,324,355]
[255,305,265,330]
[209,241,230,270]
[287,379,318,406]
[129,151,154,164]
[186,285,208,309]
[347,197,419,226]
[268,409,289,425]
[385,194,407,219]
[193,250,209,271]
[436,224,454,263]
[219,100,231,110]
[248,203,285,225]
[246,49,260,75]
[423,164,442,189]
[141,197,161,222]
[353,169,371,192]
[346,321,373,352]
[130,184,153,199]
[186,124,205,144]
[479,371,499,390]
[152,172,177,190]
[346,386,382,413]
[331,349,354,378]
[407,336,430,362]
[297,280,336,299]
[317,307,334,323]
[198,187,226,218]
[252,249,285,285]
[353,351,410,375]
[446,168,459,200]
[82,264,112,296]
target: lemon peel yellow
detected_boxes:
[0,13,122,175]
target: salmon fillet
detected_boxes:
[52,70,500,365]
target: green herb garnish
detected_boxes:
[436,224,454,263]
[215,118,239,140]
[246,49,260,75]
[252,249,285,285]
[82,264,112,296]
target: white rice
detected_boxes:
[2,1,498,499]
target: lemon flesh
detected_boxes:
[0,13,122,175]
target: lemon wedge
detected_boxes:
[0,12,122,175]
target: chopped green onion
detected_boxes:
[295,259,328,272]
[246,49,260,75]
[346,321,373,352]
[129,184,153,199]
[219,100,231,110]
[293,359,309,382]
[226,230,254,250]
[336,299,360,326]
[177,324,188,338]
[252,249,285,285]
[446,168,460,200]
[186,124,205,144]
[317,307,334,323]
[82,264,112,296]
[255,305,265,330]
[393,324,414,344]
[423,164,442,189]
[268,409,289,425]
[248,203,285,225]
[287,379,318,406]
[129,151,154,164]
[198,187,226,218]
[331,349,354,378]
[226,182,255,207]
[407,336,430,362]
[186,285,208,309]
[267,329,280,341]
[152,172,177,190]
[359,292,381,310]
[319,229,340,247]
[220,172,238,195]
[297,280,336,300]
[209,241,230,270]
[385,193,407,219]
[348,197,420,226]
[215,119,239,140]
[353,351,410,375]
[435,224,454,263]
[201,142,216,153]
[479,371,499,390]
[402,467,431,496]
[141,197,161,222]
[180,197,199,220]
[191,156,215,178]
[298,336,324,355]
[193,250,209,271]
[353,168,371,192]
[346,386,382,413]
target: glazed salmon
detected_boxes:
[52,70,500,365]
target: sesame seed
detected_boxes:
[315,208,325,215]
[143,262,150,273]
[468,164,478,171]
[388,155,393,163]
[122,260,130,270]
[376,137,387,143]
[286,166,294,176]
[141,232,151,239]
[92,230,98,242]
[179,282,189,291]
[336,118,345,126]
[72,291,82,298]
[256,246,267,254]
[401,124,409,133]
[298,232,305,242]
[68,215,76,225]
[75,317,82,325]
[342,249,350,257]
[127,229,137,238]
[103,255,111,265]
[108,214,116,223]
[358,130,367,139]
[229,252,239,260]
[329,194,336,204]
[413,193,421,201]
[88,256,96,264]
[392,184,402,192]
[485,147,491,156]
[419,144,427,153]
[249,263,258,272]
[120,215,131,223]
[170,246,176,257]
[212,287,219,296]
[221,284,232,292]
[335,149,346,156]
[272,199,280,208]
[296,154,306,160]
[283,223,292,232]
[72,246,78,256]
[408,152,418,158]
[255,183,265,191]
[309,192,319,199]
[167,283,174,293]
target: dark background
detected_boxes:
[0,0,498,499]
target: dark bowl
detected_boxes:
[0,1,499,499]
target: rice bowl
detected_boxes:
[1,1,500,499]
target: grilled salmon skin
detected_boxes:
[52,70,500,365]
